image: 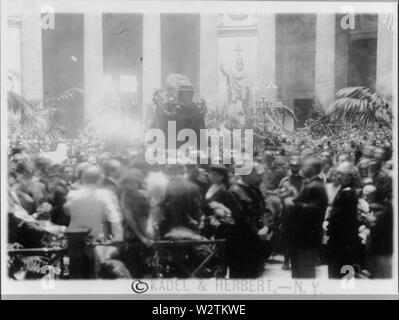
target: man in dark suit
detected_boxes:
[229,162,274,278]
[325,161,360,278]
[285,157,328,278]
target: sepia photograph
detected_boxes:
[1,0,397,299]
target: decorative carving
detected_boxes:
[227,14,249,21]
[217,13,258,28]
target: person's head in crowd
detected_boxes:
[8,158,18,172]
[362,184,377,204]
[49,164,64,175]
[96,152,111,166]
[362,145,376,159]
[289,157,301,176]
[76,151,88,163]
[46,172,66,193]
[357,159,370,179]
[119,168,145,193]
[337,153,351,164]
[75,162,90,181]
[273,156,287,169]
[34,156,52,177]
[185,164,200,181]
[263,150,274,167]
[62,163,75,182]
[10,146,24,156]
[321,136,329,146]
[373,148,385,162]
[128,156,150,176]
[10,151,27,165]
[240,161,265,187]
[328,167,340,186]
[208,164,230,188]
[300,146,314,158]
[102,159,123,181]
[82,166,102,186]
[320,151,332,167]
[385,160,393,170]
[15,162,34,189]
[301,157,322,180]
[336,161,353,186]
[369,159,384,178]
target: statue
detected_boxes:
[220,46,250,126]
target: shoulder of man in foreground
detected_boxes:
[228,183,251,202]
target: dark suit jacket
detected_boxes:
[229,182,267,235]
[327,184,359,249]
[286,179,328,249]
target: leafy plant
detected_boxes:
[7,87,84,141]
[327,86,392,145]
[304,99,339,138]
[268,103,297,122]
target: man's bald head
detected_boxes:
[336,161,353,175]
[336,161,354,186]
[82,166,102,185]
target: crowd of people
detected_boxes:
[7,128,393,280]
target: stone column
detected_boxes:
[200,14,218,102]
[142,13,161,129]
[21,2,43,100]
[315,13,336,108]
[84,12,103,123]
[376,13,393,97]
[257,14,276,86]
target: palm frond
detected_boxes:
[7,91,33,117]
[269,104,297,121]
[44,87,84,104]
[328,86,392,129]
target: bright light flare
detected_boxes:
[92,111,144,142]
